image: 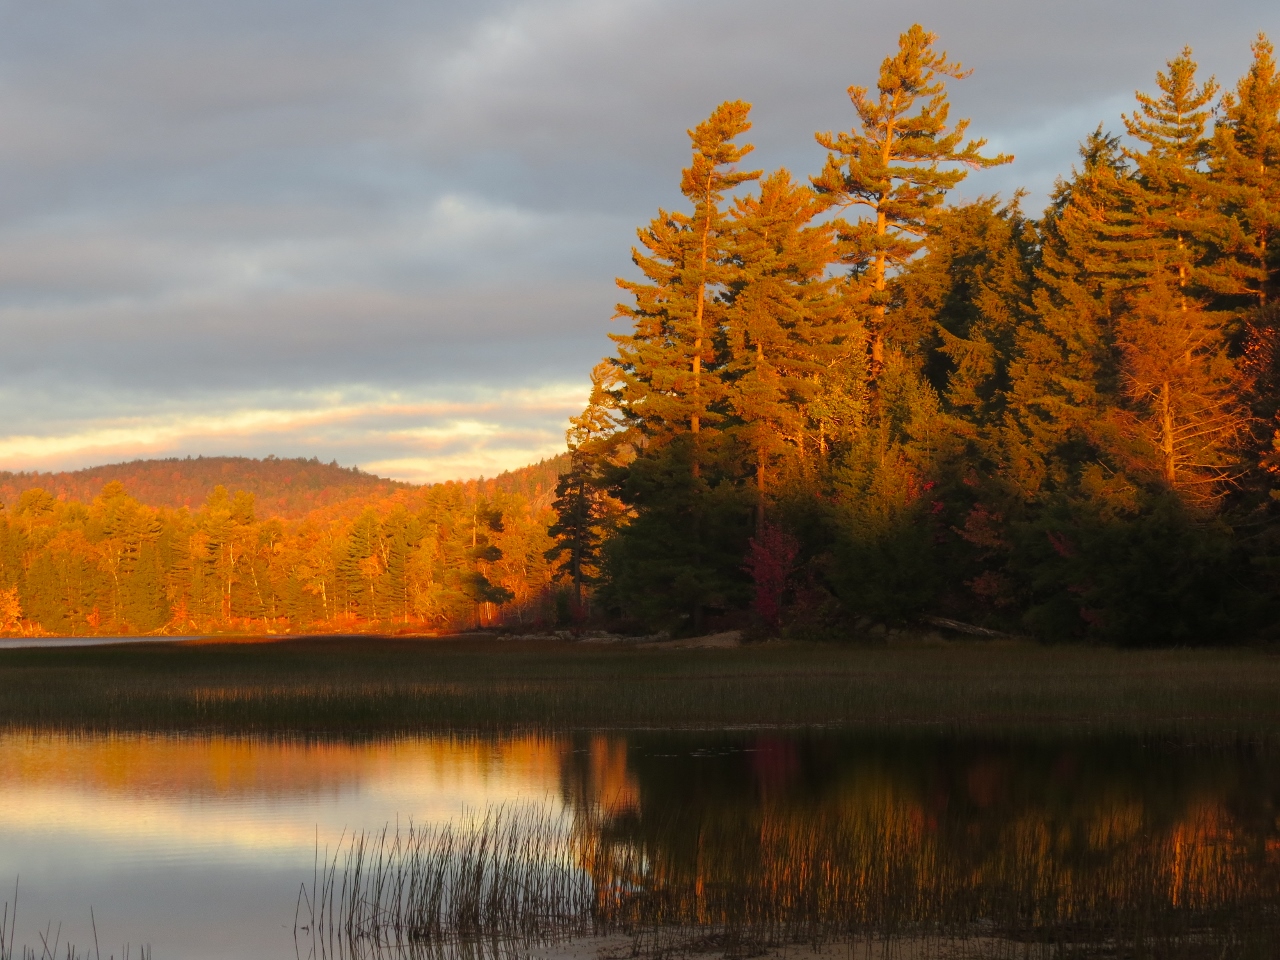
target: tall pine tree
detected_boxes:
[813,24,1011,366]
[611,102,760,454]
[723,169,849,529]
[1118,49,1249,497]
[1213,34,1280,308]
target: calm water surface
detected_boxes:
[1,729,1278,958]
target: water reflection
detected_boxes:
[2,730,1278,958]
[0,731,576,960]
[570,734,1280,956]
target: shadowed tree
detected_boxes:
[545,448,603,616]
[1004,129,1144,499]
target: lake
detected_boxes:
[2,726,1278,959]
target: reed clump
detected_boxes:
[297,806,596,959]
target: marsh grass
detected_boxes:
[3,637,1280,736]
[297,805,1280,960]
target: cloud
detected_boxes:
[0,0,1276,476]
[0,384,584,482]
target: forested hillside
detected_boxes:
[0,456,569,636]
[0,457,403,519]
[0,455,566,520]
[550,26,1280,645]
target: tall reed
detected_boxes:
[296,806,596,960]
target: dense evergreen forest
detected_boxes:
[553,25,1280,645]
[0,457,567,636]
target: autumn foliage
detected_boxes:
[0,457,567,636]
[559,27,1280,643]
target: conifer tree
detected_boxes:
[1213,34,1280,307]
[813,24,1011,366]
[1216,36,1280,458]
[1123,48,1227,302]
[722,169,847,528]
[545,450,602,616]
[1117,50,1251,496]
[1115,279,1245,493]
[612,102,760,451]
[896,197,1036,430]
[1005,130,1141,499]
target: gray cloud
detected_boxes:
[0,0,1276,477]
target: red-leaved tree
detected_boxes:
[744,524,800,631]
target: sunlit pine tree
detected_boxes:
[1215,35,1280,474]
[1116,49,1251,498]
[611,101,760,460]
[1213,34,1280,309]
[722,169,851,529]
[812,23,1011,368]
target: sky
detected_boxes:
[0,0,1277,484]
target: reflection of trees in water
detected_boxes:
[568,733,1280,954]
[296,734,1280,958]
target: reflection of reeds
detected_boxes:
[593,801,1280,960]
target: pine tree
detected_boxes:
[1114,279,1245,494]
[545,449,602,615]
[1117,49,1250,497]
[611,102,761,452]
[722,168,848,529]
[1123,47,1230,303]
[1216,36,1280,463]
[896,197,1036,430]
[813,24,1011,366]
[1213,34,1280,307]
[1004,129,1144,499]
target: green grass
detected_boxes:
[2,635,1280,735]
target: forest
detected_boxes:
[3,25,1280,644]
[0,458,567,636]
[555,25,1280,645]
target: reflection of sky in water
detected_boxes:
[0,732,569,959]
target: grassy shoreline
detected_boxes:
[3,634,1280,736]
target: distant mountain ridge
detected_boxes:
[0,453,569,519]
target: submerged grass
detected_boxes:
[3,636,1280,735]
